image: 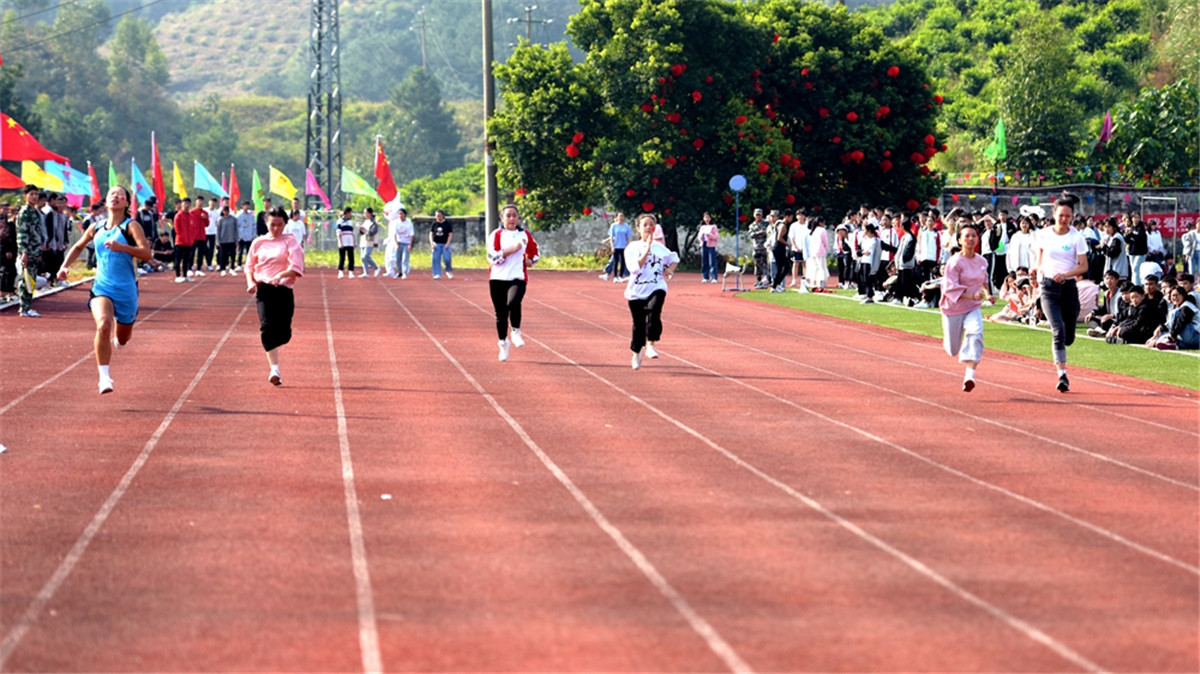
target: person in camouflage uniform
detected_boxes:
[15,185,45,317]
[748,208,769,289]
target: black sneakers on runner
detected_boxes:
[1056,374,1070,393]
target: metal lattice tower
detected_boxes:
[306,0,342,211]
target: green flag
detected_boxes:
[341,166,380,200]
[983,118,1006,163]
[252,169,265,212]
[107,161,118,191]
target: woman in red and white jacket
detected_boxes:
[488,203,539,362]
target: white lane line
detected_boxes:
[534,298,1200,576]
[456,293,1108,674]
[0,283,203,417]
[0,303,249,670]
[321,277,383,674]
[574,289,1200,485]
[702,292,1199,428]
[383,283,753,674]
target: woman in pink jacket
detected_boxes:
[940,224,994,392]
[245,207,305,385]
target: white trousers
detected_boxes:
[943,307,984,363]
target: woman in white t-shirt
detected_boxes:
[283,210,307,247]
[1035,193,1091,393]
[625,214,679,370]
[488,203,539,362]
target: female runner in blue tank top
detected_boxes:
[58,185,152,394]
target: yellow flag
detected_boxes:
[172,161,188,199]
[21,160,64,191]
[269,166,298,201]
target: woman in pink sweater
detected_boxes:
[245,207,305,385]
[940,225,994,392]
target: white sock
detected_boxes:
[270,364,280,377]
[964,367,975,381]
[1057,367,1067,377]
[98,365,110,379]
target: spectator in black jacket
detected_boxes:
[1126,214,1148,285]
[1105,285,1158,344]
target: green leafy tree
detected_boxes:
[182,94,239,176]
[1102,79,1199,185]
[375,67,464,183]
[995,14,1079,171]
[108,15,170,87]
[491,0,942,239]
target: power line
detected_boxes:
[1,0,66,27]
[3,0,171,56]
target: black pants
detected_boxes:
[174,245,192,277]
[894,267,916,302]
[918,259,938,284]
[217,242,237,271]
[609,248,628,278]
[192,240,206,270]
[1039,278,1079,363]
[772,245,789,289]
[836,253,853,286]
[489,278,526,340]
[628,289,666,352]
[858,262,875,297]
[237,240,251,267]
[256,282,295,352]
[203,234,217,266]
[338,246,356,272]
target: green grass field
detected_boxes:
[744,288,1198,391]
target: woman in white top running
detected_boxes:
[624,214,679,370]
[488,203,539,362]
[1035,192,1090,392]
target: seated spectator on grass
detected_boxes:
[1149,286,1200,350]
[1142,275,1168,329]
[1177,273,1200,307]
[1086,271,1123,337]
[915,262,944,308]
[990,277,1037,323]
[1105,285,1158,344]
[1076,276,1100,322]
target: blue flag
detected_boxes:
[45,160,92,196]
[193,160,228,197]
[130,159,155,202]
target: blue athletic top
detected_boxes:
[92,219,139,303]
[610,222,632,249]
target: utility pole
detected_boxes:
[482,0,498,237]
[411,5,428,71]
[506,4,551,45]
[306,0,342,211]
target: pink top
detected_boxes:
[247,234,305,288]
[699,223,719,247]
[940,252,988,316]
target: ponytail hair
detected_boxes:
[1055,191,1080,212]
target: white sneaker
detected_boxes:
[359,272,369,278]
[914,301,931,309]
[98,375,114,395]
[346,273,354,280]
[631,350,643,370]
[337,270,344,278]
[19,309,41,318]
[207,265,214,271]
[374,269,382,277]
[187,270,194,277]
[401,274,407,280]
[645,344,658,359]
[185,277,196,283]
[445,271,454,279]
[498,339,510,362]
[195,270,206,277]
[220,270,227,277]
[175,277,186,284]
[510,330,525,348]
[599,273,609,281]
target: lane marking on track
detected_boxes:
[321,277,383,674]
[0,303,250,670]
[574,289,1200,481]
[0,283,204,417]
[441,287,1108,674]
[531,296,1200,577]
[382,282,753,674]
[711,292,1199,419]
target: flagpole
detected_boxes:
[482,0,498,240]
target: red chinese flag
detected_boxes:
[0,164,23,189]
[0,113,67,162]
[228,164,241,208]
[151,131,165,208]
[374,139,398,203]
[87,161,101,205]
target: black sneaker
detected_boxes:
[1056,374,1070,393]
[962,379,975,393]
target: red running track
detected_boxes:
[1,269,1196,673]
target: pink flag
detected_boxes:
[305,168,331,210]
